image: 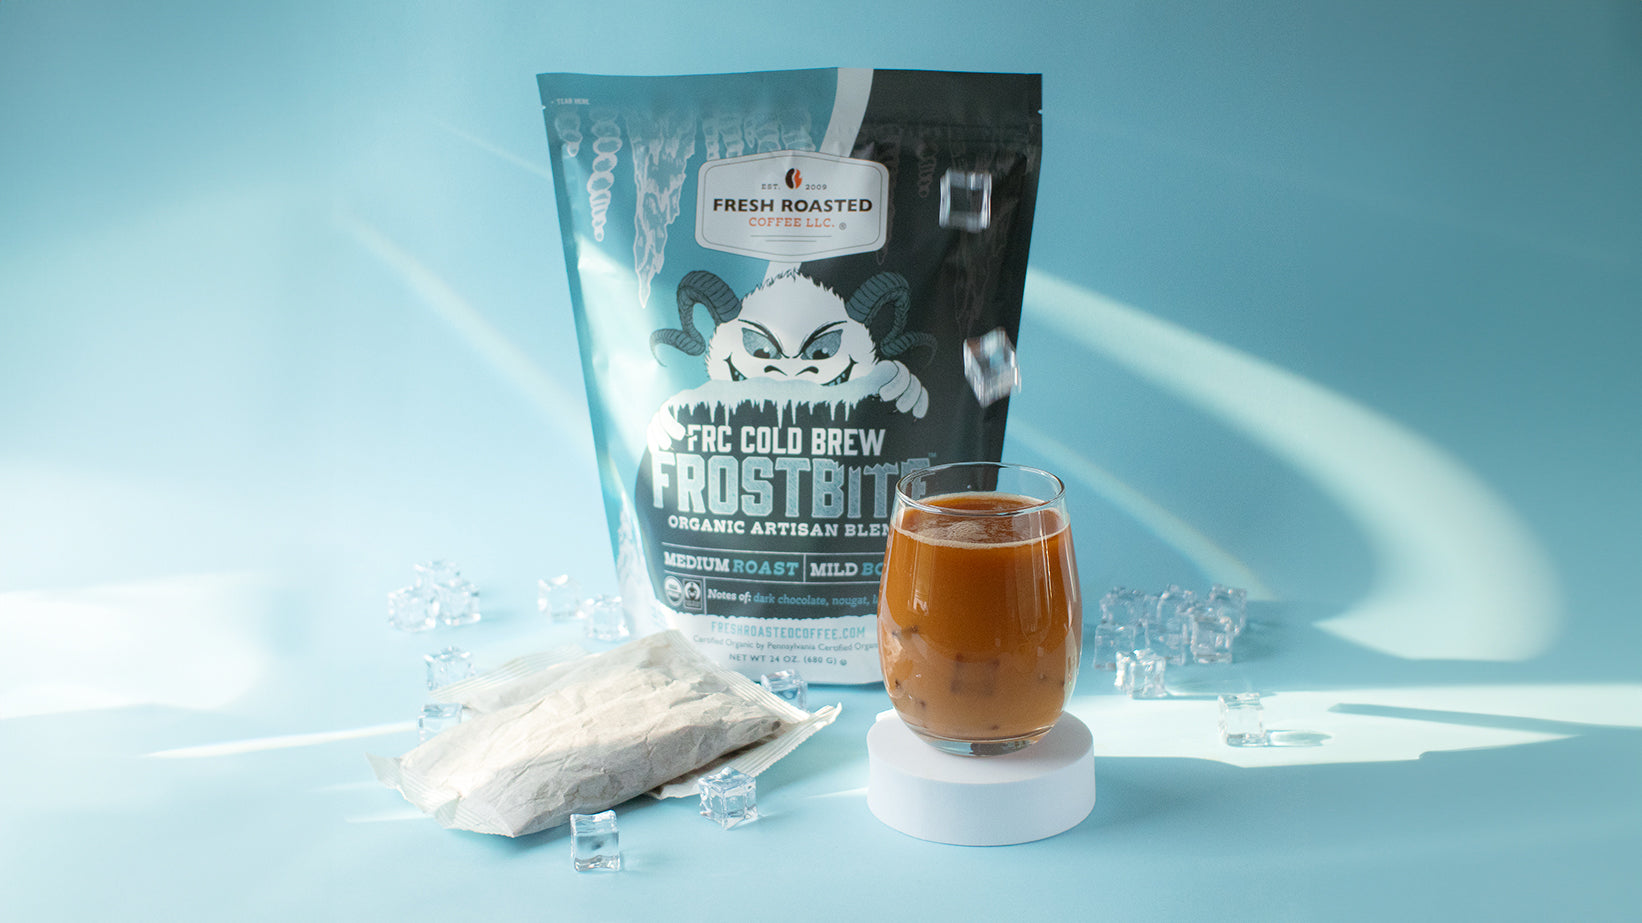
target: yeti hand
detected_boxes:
[647,404,686,453]
[862,359,929,418]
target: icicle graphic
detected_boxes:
[587,108,622,242]
[704,109,739,161]
[916,129,939,198]
[616,504,661,633]
[626,108,697,309]
[717,111,745,158]
[553,106,583,158]
[780,108,817,152]
[746,112,782,153]
[950,140,1015,335]
[869,122,903,264]
[647,376,886,455]
[703,109,722,161]
[676,379,866,428]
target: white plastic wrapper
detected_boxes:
[367,631,838,836]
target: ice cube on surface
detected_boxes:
[1208,583,1248,634]
[418,703,463,742]
[413,560,461,589]
[759,670,808,710]
[1157,584,1196,629]
[699,766,758,829]
[387,586,437,632]
[1219,693,1269,746]
[538,574,586,622]
[570,811,622,872]
[1151,620,1190,666]
[1091,622,1136,671]
[1100,587,1148,627]
[1116,649,1167,699]
[425,646,475,690]
[434,579,481,627]
[1189,605,1235,664]
[584,594,629,642]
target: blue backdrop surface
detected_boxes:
[2,2,1638,920]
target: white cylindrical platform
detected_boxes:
[866,712,1095,846]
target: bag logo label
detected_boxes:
[696,151,890,260]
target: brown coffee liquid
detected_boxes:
[878,492,1082,743]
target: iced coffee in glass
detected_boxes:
[878,462,1082,756]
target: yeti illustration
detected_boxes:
[646,269,935,452]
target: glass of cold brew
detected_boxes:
[878,461,1082,757]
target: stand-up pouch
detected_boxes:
[539,68,1042,683]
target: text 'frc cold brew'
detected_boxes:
[539,68,1042,683]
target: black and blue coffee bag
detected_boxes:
[539,68,1041,682]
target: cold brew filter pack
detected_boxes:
[539,69,1042,682]
[369,632,838,837]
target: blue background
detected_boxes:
[2,2,1638,920]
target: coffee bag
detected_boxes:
[538,69,1042,682]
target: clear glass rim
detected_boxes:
[895,461,1065,516]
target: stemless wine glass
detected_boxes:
[877,461,1082,756]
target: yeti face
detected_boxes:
[705,274,876,385]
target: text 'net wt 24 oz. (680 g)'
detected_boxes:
[538,68,1042,683]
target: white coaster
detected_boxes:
[866,712,1096,846]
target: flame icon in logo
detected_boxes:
[784,168,802,189]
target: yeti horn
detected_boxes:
[846,272,935,362]
[650,270,742,358]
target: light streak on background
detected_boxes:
[1068,682,1642,769]
[433,118,557,181]
[147,721,416,759]
[337,210,594,453]
[1025,270,1562,661]
[0,574,270,719]
[1010,420,1275,599]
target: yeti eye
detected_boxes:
[800,329,843,361]
[741,327,783,360]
